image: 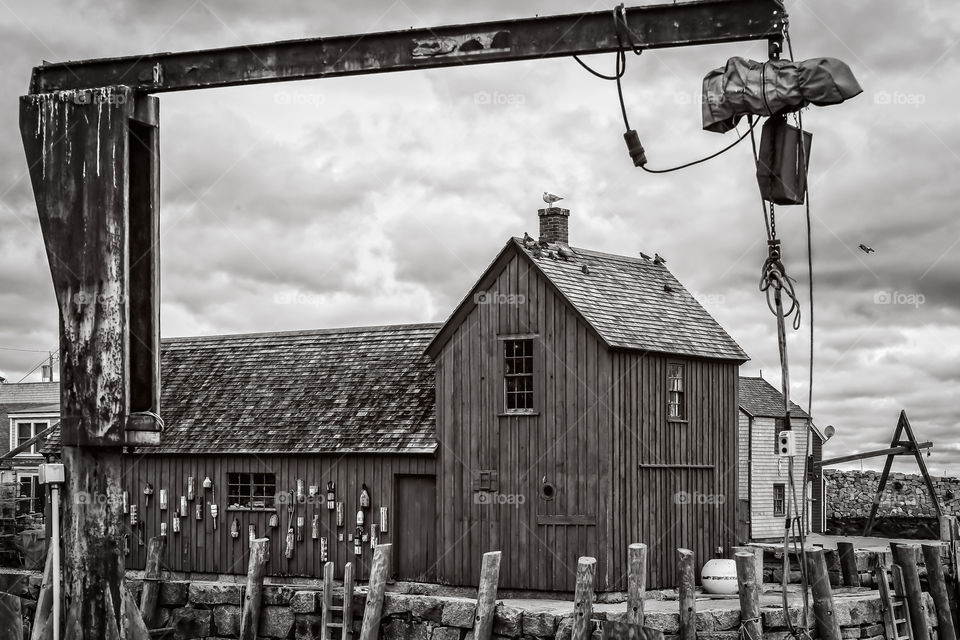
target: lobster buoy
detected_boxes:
[701,558,739,595]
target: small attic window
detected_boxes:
[504,339,534,412]
[667,363,686,421]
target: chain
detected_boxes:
[769,201,777,239]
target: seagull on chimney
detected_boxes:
[858,243,875,254]
[654,253,666,264]
[542,192,564,207]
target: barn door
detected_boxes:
[394,475,437,581]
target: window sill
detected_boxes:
[667,418,688,424]
[498,411,539,418]
[226,506,277,512]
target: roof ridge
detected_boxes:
[510,236,662,267]
[162,322,443,344]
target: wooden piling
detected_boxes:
[359,543,392,640]
[573,557,597,640]
[922,543,957,640]
[677,549,696,640]
[239,537,270,640]
[891,543,930,640]
[940,515,956,542]
[140,536,167,629]
[837,542,861,588]
[733,546,764,587]
[474,551,502,640]
[735,551,762,640]
[627,543,647,627]
[806,548,841,640]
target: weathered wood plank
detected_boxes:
[474,551,502,640]
[572,557,597,640]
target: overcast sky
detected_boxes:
[1,1,958,474]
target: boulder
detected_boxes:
[189,582,242,605]
[212,604,242,636]
[442,598,477,628]
[171,606,212,640]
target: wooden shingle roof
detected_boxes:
[45,323,440,456]
[516,240,747,360]
[738,376,811,419]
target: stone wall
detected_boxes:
[825,469,959,519]
[0,568,938,640]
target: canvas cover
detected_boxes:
[702,56,862,133]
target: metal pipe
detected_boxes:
[51,484,60,640]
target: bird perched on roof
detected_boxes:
[663,284,674,293]
[654,253,666,264]
[581,264,590,275]
[557,245,575,260]
[542,192,564,207]
[858,243,875,254]
[639,252,651,261]
[523,232,536,245]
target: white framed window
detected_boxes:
[667,362,686,421]
[9,420,49,456]
[16,472,43,514]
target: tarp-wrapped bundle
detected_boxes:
[702,56,862,133]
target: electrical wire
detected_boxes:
[641,120,760,174]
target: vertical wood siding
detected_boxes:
[435,251,741,591]
[746,416,812,539]
[121,453,434,581]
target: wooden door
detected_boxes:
[395,475,437,581]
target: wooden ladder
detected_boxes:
[321,561,356,640]
[876,564,914,640]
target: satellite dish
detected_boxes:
[824,425,836,441]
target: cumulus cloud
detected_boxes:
[1,0,958,473]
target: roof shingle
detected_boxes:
[738,376,811,419]
[516,239,748,361]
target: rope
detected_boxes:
[738,617,762,640]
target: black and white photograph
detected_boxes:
[0,1,959,639]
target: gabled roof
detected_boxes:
[0,381,59,406]
[44,324,440,456]
[738,376,811,420]
[428,238,748,361]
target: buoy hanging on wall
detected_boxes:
[122,491,129,514]
[359,483,371,509]
[203,475,213,490]
[143,483,154,507]
[159,489,168,510]
[269,513,279,528]
[180,496,188,517]
[370,523,379,548]
[210,503,219,529]
[354,527,362,556]
[285,527,295,559]
[326,481,336,510]
[356,510,364,527]
[296,516,305,542]
[312,515,320,540]
[230,518,240,539]
[380,507,388,533]
[195,504,203,520]
[130,504,139,526]
[336,502,344,527]
[187,477,195,501]
[296,479,305,502]
[173,516,181,533]
[160,522,168,536]
[320,536,329,562]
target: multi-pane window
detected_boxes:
[227,472,277,509]
[774,418,784,452]
[13,421,45,455]
[773,483,786,517]
[17,475,42,514]
[667,363,685,420]
[504,339,534,411]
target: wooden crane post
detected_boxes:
[19,87,160,640]
[16,1,783,634]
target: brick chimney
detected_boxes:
[538,207,569,244]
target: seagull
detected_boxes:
[654,253,666,264]
[663,284,675,293]
[542,192,564,207]
[581,264,590,275]
[557,245,575,260]
[523,232,536,245]
[858,243,875,254]
[639,252,652,261]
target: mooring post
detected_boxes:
[677,549,696,640]
[342,562,356,640]
[359,544,392,640]
[627,543,648,626]
[922,543,957,640]
[733,545,764,587]
[140,536,167,628]
[891,543,931,640]
[837,542,861,587]
[735,551,762,640]
[806,548,841,640]
[573,557,597,640]
[474,551,502,640]
[239,538,270,640]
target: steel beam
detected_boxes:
[29,0,784,94]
